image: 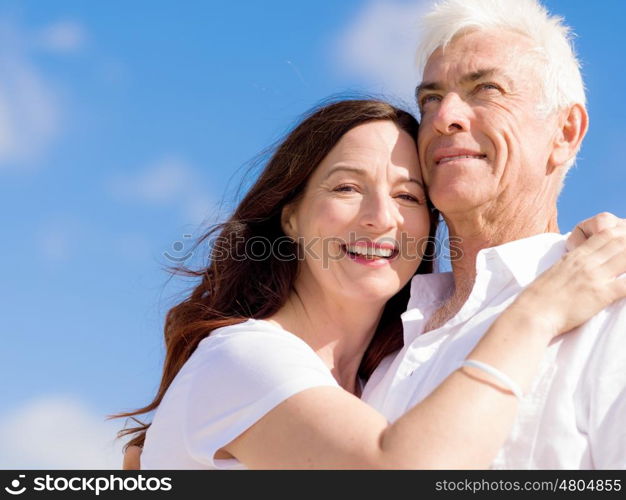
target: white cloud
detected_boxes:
[37,20,87,53]
[108,157,217,225]
[96,59,131,88]
[0,19,62,169]
[183,194,215,225]
[38,227,72,262]
[111,232,153,262]
[110,158,194,205]
[35,215,84,263]
[0,395,125,469]
[333,0,434,108]
[36,215,156,265]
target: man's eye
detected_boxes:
[420,94,441,107]
[477,83,502,92]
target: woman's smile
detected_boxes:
[341,242,400,267]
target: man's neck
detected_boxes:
[424,209,559,333]
[448,212,560,290]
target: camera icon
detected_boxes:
[4,475,26,495]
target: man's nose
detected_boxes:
[359,192,396,232]
[432,93,470,135]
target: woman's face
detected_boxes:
[282,120,431,304]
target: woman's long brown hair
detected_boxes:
[112,98,438,449]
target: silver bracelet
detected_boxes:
[461,359,525,401]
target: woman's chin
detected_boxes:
[339,278,402,303]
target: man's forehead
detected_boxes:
[421,29,537,82]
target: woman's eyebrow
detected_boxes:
[406,178,425,190]
[323,165,367,180]
[324,165,425,189]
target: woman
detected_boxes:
[115,99,626,469]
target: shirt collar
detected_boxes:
[407,271,454,309]
[401,271,454,343]
[478,232,569,288]
[401,232,569,344]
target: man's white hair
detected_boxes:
[416,0,586,171]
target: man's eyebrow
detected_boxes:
[416,67,511,99]
[415,81,443,98]
[460,68,500,84]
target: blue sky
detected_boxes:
[0,0,624,468]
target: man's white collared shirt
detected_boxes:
[362,233,626,469]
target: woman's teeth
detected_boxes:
[344,245,394,259]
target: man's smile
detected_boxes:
[433,148,488,166]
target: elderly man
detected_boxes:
[362,0,626,469]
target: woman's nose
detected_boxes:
[359,192,396,232]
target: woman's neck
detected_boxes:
[266,287,386,395]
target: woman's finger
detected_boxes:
[600,242,626,279]
[565,224,588,252]
[566,212,623,252]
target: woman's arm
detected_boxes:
[122,445,141,470]
[223,225,626,469]
[123,213,626,470]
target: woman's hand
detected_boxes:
[516,224,626,338]
[566,212,625,251]
[122,446,142,470]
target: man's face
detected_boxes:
[416,29,562,217]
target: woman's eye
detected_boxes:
[396,193,422,204]
[333,184,359,193]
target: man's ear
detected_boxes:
[280,203,298,239]
[548,103,589,172]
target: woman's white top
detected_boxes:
[141,318,339,469]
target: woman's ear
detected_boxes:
[548,103,589,172]
[281,203,298,239]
